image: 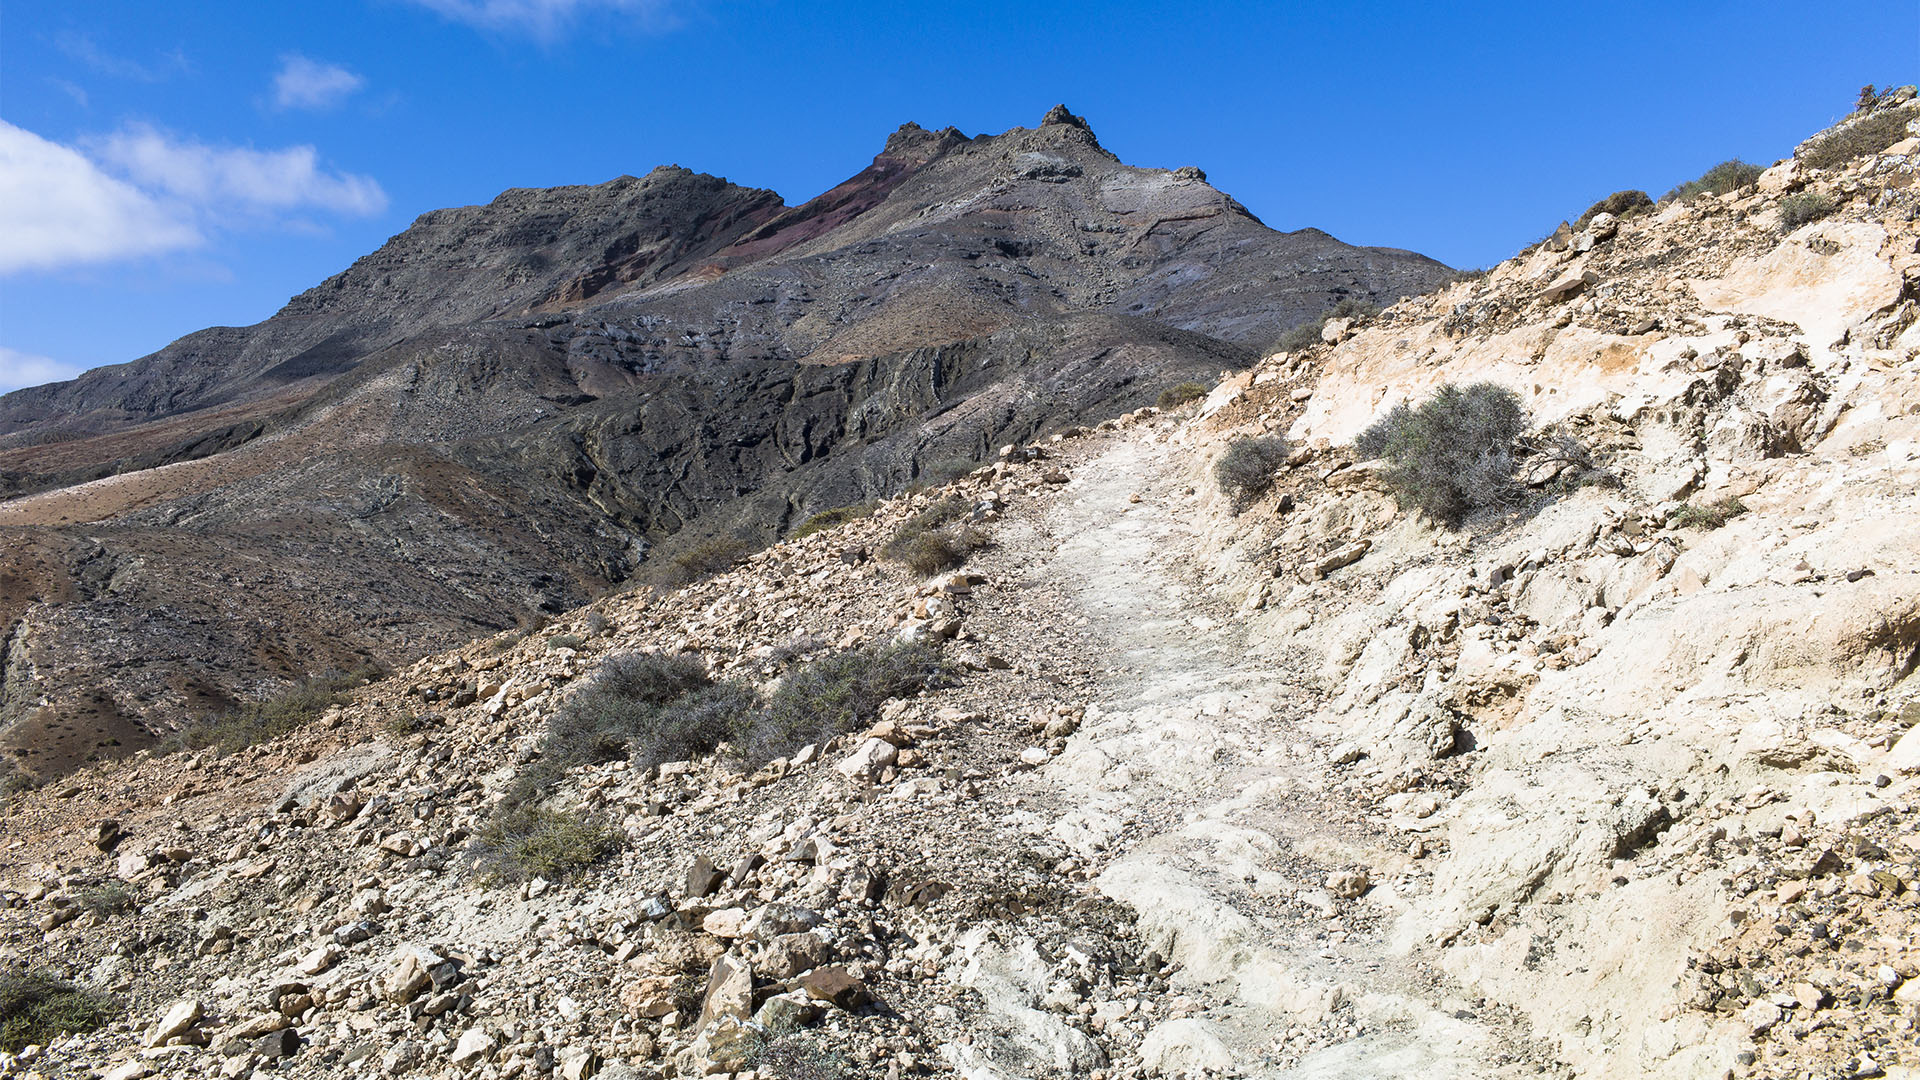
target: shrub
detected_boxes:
[885,524,990,575]
[1672,495,1748,530]
[1355,382,1529,525]
[791,502,876,539]
[516,642,951,800]
[166,665,380,755]
[543,652,714,764]
[581,611,610,636]
[881,497,988,575]
[1156,382,1208,409]
[1662,160,1764,204]
[1274,298,1381,354]
[1777,192,1836,230]
[668,534,756,582]
[1212,436,1290,508]
[0,970,115,1051]
[1800,105,1918,170]
[1574,190,1653,229]
[74,884,135,920]
[739,643,952,767]
[471,807,622,884]
[546,634,585,651]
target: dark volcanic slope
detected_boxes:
[0,107,1452,775]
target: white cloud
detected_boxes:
[407,0,673,36]
[273,55,364,110]
[0,121,201,274]
[90,124,388,216]
[0,346,90,394]
[0,121,387,275]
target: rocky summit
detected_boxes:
[2,92,1920,1080]
[0,107,1451,775]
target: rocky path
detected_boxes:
[1001,434,1546,1077]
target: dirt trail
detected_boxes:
[1004,433,1547,1077]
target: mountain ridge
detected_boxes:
[0,107,1457,774]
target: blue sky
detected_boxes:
[1,0,1913,393]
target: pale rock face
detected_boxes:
[1691,221,1902,356]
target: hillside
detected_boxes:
[1,91,1917,1080]
[0,107,1453,777]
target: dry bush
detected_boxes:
[1800,105,1917,170]
[1673,496,1748,530]
[1778,192,1836,229]
[470,807,622,884]
[1662,160,1764,203]
[0,971,115,1051]
[737,642,953,767]
[1355,382,1529,525]
[881,496,988,574]
[1212,436,1290,509]
[1574,189,1653,229]
[1156,382,1207,409]
[166,665,381,755]
[1274,298,1380,353]
[792,502,876,539]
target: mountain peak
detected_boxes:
[1040,103,1091,132]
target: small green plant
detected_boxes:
[1800,104,1918,170]
[1355,382,1530,525]
[1275,298,1381,353]
[546,634,585,651]
[1156,382,1208,409]
[1212,436,1290,509]
[470,807,622,884]
[1662,159,1764,203]
[1574,190,1653,229]
[74,884,136,920]
[1672,495,1748,530]
[881,496,988,575]
[0,970,116,1051]
[165,665,381,755]
[792,502,876,539]
[1777,192,1836,229]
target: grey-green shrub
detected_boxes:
[1213,436,1290,508]
[1672,496,1748,530]
[1778,192,1836,229]
[1354,382,1529,525]
[739,642,951,767]
[0,971,115,1051]
[471,807,622,884]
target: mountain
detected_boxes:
[0,107,1455,774]
[2,88,1916,1080]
